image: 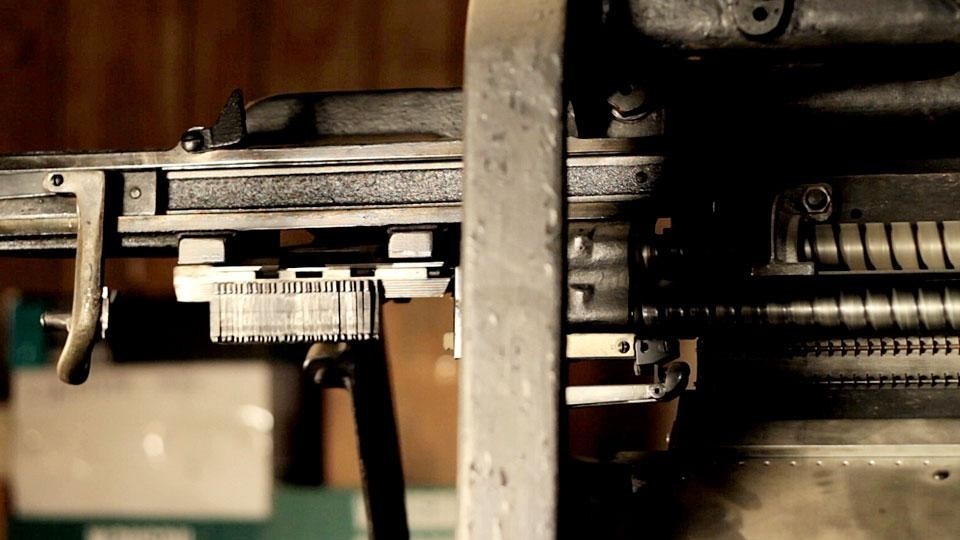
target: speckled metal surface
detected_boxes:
[458,0,567,538]
[629,0,960,49]
[245,89,463,144]
[165,160,659,211]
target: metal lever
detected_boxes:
[565,362,691,407]
[565,337,689,407]
[41,171,106,384]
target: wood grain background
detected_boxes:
[0,1,466,151]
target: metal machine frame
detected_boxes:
[6,1,960,538]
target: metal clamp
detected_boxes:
[41,171,107,384]
[634,338,680,371]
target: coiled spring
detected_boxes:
[807,220,960,271]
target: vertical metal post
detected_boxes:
[346,340,409,540]
[305,341,409,539]
[459,0,567,538]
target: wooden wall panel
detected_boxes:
[0,0,467,153]
[61,1,185,149]
[372,1,467,89]
[0,2,67,151]
[260,1,378,93]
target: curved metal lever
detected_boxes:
[42,171,106,384]
[565,361,691,407]
[657,361,691,401]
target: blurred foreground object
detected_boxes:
[12,361,274,519]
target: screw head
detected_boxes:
[129,187,142,199]
[51,174,64,187]
[180,131,204,152]
[617,340,631,354]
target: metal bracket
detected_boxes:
[41,171,107,384]
[567,333,636,359]
[733,0,790,38]
[753,187,821,276]
[634,338,679,371]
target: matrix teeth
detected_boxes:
[791,336,960,356]
[210,279,380,343]
[781,336,960,387]
[811,373,960,387]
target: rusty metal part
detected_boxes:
[41,171,107,384]
[628,0,960,49]
[792,72,960,118]
[568,222,631,325]
[732,0,789,38]
[459,0,567,537]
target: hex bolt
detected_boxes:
[803,185,831,214]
